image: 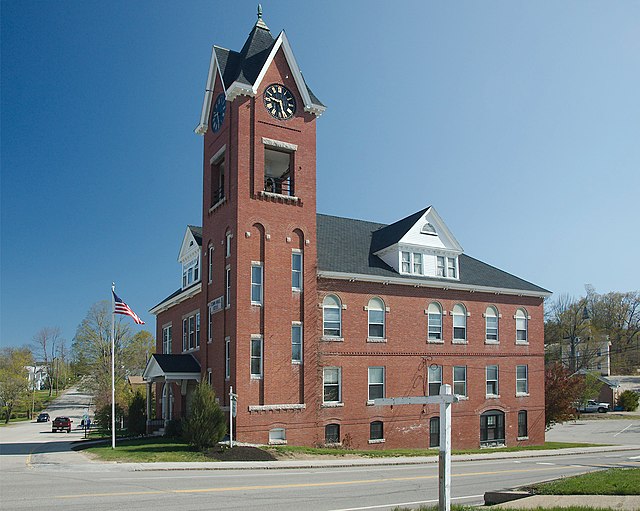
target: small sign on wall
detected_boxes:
[209,296,224,314]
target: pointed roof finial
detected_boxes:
[257,4,262,19]
[255,4,269,30]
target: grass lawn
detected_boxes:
[82,437,211,463]
[529,467,640,495]
[83,439,605,463]
[267,441,606,458]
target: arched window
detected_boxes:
[452,304,466,341]
[368,297,385,339]
[485,306,499,342]
[480,410,505,446]
[515,309,528,342]
[323,295,342,337]
[325,423,340,444]
[427,302,442,341]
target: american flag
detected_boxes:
[112,291,145,325]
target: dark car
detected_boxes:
[52,416,72,433]
[36,412,50,422]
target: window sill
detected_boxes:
[455,395,469,401]
[368,439,385,444]
[269,439,287,445]
[516,393,530,397]
[516,341,529,346]
[324,442,342,447]
[485,340,500,345]
[427,339,444,344]
[321,402,344,408]
[225,305,231,310]
[322,336,344,342]
[517,436,529,441]
[208,197,226,213]
[259,190,300,202]
[452,339,468,344]
[251,302,263,307]
[486,394,501,399]
[250,376,263,380]
[207,339,212,344]
[367,338,387,343]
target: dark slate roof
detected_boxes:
[188,225,202,246]
[317,213,550,294]
[214,19,324,107]
[152,354,201,374]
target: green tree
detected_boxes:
[182,383,226,451]
[123,330,155,375]
[0,347,33,423]
[617,390,639,412]
[545,363,584,428]
[31,327,62,396]
[127,391,147,436]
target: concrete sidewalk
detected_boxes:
[490,494,640,510]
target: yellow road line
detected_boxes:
[55,465,570,499]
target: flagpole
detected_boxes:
[111,282,116,449]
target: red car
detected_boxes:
[52,416,72,433]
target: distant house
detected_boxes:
[25,365,47,391]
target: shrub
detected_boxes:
[94,403,125,435]
[618,390,639,412]
[164,419,182,438]
[182,383,226,451]
[127,391,147,436]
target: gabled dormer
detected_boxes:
[372,207,463,280]
[178,226,202,289]
[194,7,325,135]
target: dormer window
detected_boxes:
[182,256,200,288]
[421,222,437,235]
[447,257,457,278]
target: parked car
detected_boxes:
[36,412,50,422]
[52,416,72,433]
[578,400,610,413]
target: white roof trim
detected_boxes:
[195,46,227,135]
[317,270,551,298]
[178,226,201,263]
[149,283,202,315]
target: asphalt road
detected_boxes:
[1,390,639,511]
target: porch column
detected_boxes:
[146,382,152,419]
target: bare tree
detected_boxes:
[32,327,62,396]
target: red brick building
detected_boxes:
[144,12,550,450]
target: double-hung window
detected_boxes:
[516,365,528,394]
[188,315,195,350]
[401,251,411,273]
[162,324,172,354]
[452,304,467,342]
[225,337,230,379]
[367,297,385,339]
[429,417,440,447]
[323,295,342,338]
[292,251,302,291]
[368,367,384,400]
[225,266,231,308]
[428,365,442,396]
[447,257,457,278]
[518,410,528,438]
[251,263,263,305]
[195,312,200,348]
[436,256,445,277]
[208,306,213,343]
[485,306,499,342]
[453,366,467,397]
[208,245,213,284]
[486,365,499,396]
[323,367,341,403]
[427,302,443,341]
[370,421,383,441]
[413,253,423,274]
[516,309,528,342]
[250,336,263,378]
[291,323,302,363]
[182,319,187,351]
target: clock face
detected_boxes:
[263,84,296,120]
[211,93,226,132]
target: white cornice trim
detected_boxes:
[195,46,227,136]
[262,137,298,151]
[317,271,551,298]
[149,283,202,315]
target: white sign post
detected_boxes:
[373,384,457,511]
[229,387,237,448]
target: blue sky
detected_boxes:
[2,1,639,349]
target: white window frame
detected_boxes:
[208,245,213,284]
[269,428,286,444]
[182,255,200,288]
[225,336,230,379]
[251,262,263,305]
[485,306,499,343]
[486,365,499,397]
[369,421,384,442]
[195,312,200,349]
[292,250,302,291]
[323,367,341,404]
[162,324,172,354]
[436,256,445,277]
[447,257,457,278]
[515,309,528,343]
[208,306,213,343]
[322,295,342,338]
[401,251,411,273]
[225,265,231,308]
[368,366,385,401]
[516,364,529,395]
[291,322,302,363]
[250,335,263,379]
[453,365,467,397]
[182,318,187,352]
[225,232,232,258]
[428,365,442,396]
[367,297,385,340]
[452,304,467,342]
[427,302,443,342]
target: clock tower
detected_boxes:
[195,8,325,443]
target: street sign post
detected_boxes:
[229,387,238,448]
[373,384,458,511]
